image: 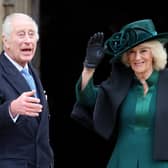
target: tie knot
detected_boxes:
[20,67,38,97]
[21,67,30,76]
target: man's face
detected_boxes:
[3,16,38,67]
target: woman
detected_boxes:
[71,19,168,167]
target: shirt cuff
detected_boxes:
[9,108,19,123]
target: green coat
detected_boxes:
[71,62,168,167]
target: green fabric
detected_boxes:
[75,70,168,167]
[107,71,168,168]
[134,72,157,129]
[104,19,168,61]
[75,76,98,107]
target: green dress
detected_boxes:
[76,71,168,168]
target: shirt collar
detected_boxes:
[134,70,159,87]
[4,52,28,72]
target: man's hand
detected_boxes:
[84,32,104,68]
[10,90,43,117]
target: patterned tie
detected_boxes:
[21,67,37,97]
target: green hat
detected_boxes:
[104,19,168,61]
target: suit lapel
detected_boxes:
[0,54,31,95]
[28,64,47,109]
[28,63,49,132]
[0,53,49,138]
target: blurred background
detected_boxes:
[0,1,168,167]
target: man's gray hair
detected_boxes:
[2,13,39,40]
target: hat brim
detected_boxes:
[108,32,168,62]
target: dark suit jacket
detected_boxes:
[71,61,168,160]
[0,52,54,168]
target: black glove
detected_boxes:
[84,32,104,68]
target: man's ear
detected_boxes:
[2,34,10,49]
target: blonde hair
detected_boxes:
[121,40,167,71]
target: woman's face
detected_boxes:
[126,44,153,75]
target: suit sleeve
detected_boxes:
[0,98,15,128]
